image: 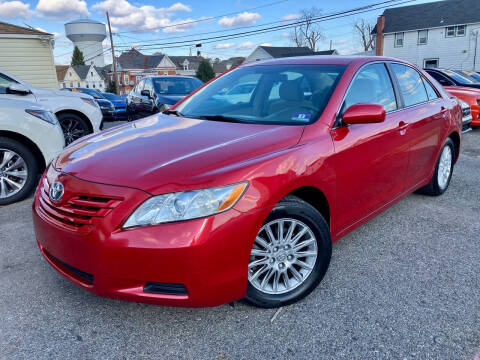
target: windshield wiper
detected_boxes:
[193,115,250,123]
[163,109,183,116]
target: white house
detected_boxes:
[373,0,480,70]
[245,46,338,63]
[0,22,57,89]
[58,64,106,90]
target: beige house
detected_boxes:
[0,21,57,89]
[58,64,106,90]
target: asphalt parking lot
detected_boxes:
[1,127,479,360]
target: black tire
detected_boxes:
[57,112,90,145]
[0,137,39,206]
[245,195,332,308]
[416,138,455,196]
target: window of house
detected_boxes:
[86,84,89,88]
[91,72,93,76]
[69,72,72,76]
[423,58,439,68]
[62,83,66,88]
[394,32,404,47]
[456,25,466,36]
[164,71,168,75]
[70,82,73,87]
[418,30,428,45]
[124,74,129,84]
[136,75,142,83]
[391,64,429,107]
[446,26,456,37]
[99,83,102,88]
[343,63,397,113]
[77,82,80,87]
[93,84,95,88]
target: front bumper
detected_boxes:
[33,168,264,307]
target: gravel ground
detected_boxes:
[1,127,479,360]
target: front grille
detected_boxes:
[144,282,188,295]
[44,249,94,285]
[462,107,471,117]
[38,178,122,232]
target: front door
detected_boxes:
[332,62,410,234]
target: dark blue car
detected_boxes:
[127,76,203,120]
[101,92,128,120]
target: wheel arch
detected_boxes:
[448,131,460,163]
[287,186,331,228]
[0,130,46,173]
[55,109,93,134]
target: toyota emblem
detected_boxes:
[49,182,64,202]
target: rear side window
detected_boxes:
[391,64,429,107]
[344,63,397,112]
[422,78,439,100]
[426,71,453,86]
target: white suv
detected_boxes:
[0,69,102,145]
[0,99,65,205]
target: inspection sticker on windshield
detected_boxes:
[291,112,311,122]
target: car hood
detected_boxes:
[111,100,126,107]
[96,98,113,107]
[156,94,185,105]
[55,114,304,194]
[32,87,92,100]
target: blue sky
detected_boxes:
[0,0,437,64]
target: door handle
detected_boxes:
[398,121,409,130]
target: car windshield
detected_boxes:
[440,70,475,84]
[175,64,346,125]
[454,70,480,83]
[74,88,103,99]
[102,93,123,101]
[152,77,203,95]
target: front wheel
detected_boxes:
[57,112,90,145]
[245,196,332,308]
[417,138,455,196]
[0,137,38,205]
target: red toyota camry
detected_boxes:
[33,56,462,308]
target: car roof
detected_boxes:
[239,55,410,68]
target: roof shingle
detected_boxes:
[0,21,52,36]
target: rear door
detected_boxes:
[390,63,445,187]
[332,62,410,233]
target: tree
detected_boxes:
[290,7,324,52]
[106,79,117,94]
[196,60,215,83]
[354,19,375,51]
[71,46,85,66]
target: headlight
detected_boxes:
[25,109,57,125]
[81,98,98,108]
[123,182,248,228]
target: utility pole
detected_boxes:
[106,12,119,95]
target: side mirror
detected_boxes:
[141,89,151,98]
[342,104,386,125]
[8,83,31,95]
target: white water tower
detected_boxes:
[65,18,107,66]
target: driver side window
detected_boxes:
[344,63,397,113]
[0,73,17,94]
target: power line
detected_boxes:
[114,0,417,52]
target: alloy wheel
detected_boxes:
[0,148,28,199]
[248,218,318,295]
[60,118,87,145]
[437,145,452,190]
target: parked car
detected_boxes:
[0,69,102,145]
[33,56,461,308]
[127,76,203,119]
[424,68,480,89]
[101,92,127,120]
[453,70,480,83]
[457,99,472,132]
[62,88,115,122]
[0,99,64,205]
[212,82,256,104]
[444,86,480,127]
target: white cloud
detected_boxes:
[214,43,234,49]
[218,12,260,27]
[93,0,193,32]
[36,0,89,19]
[282,13,299,21]
[281,32,289,38]
[0,0,30,19]
[260,42,272,46]
[334,39,348,45]
[237,41,256,50]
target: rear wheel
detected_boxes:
[0,137,38,205]
[417,138,455,196]
[245,196,332,308]
[57,112,90,145]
